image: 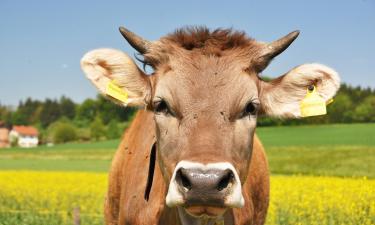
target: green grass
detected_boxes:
[0,123,374,177]
[0,140,118,172]
[266,145,375,178]
[0,159,111,172]
[256,123,375,178]
[257,123,375,147]
[0,139,118,161]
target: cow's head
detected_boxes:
[81,27,339,217]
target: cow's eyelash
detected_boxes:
[239,100,259,119]
[153,99,175,117]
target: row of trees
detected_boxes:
[0,95,136,143]
[0,82,374,143]
[0,95,135,128]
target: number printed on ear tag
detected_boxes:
[106,80,128,103]
[300,85,327,117]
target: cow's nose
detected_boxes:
[166,161,244,208]
[174,168,235,206]
[176,168,234,192]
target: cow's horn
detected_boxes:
[119,26,151,54]
[257,30,300,71]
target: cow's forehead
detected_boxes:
[147,27,264,114]
[153,55,259,114]
[168,54,255,89]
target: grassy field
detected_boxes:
[0,123,374,224]
[0,140,118,172]
[256,123,375,178]
[257,123,375,147]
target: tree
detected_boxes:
[353,96,375,122]
[50,121,78,143]
[11,98,43,125]
[59,96,76,120]
[40,99,61,128]
[90,117,106,141]
[106,120,120,139]
[327,93,353,123]
[0,104,13,126]
[75,98,97,124]
[96,95,120,124]
[11,101,28,125]
[95,95,136,124]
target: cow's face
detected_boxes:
[81,27,340,217]
[151,52,259,212]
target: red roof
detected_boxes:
[13,126,39,136]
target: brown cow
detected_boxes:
[81,26,340,225]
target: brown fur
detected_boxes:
[105,110,269,225]
[165,27,254,52]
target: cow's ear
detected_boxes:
[81,48,151,107]
[259,63,340,118]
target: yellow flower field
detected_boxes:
[267,176,375,225]
[0,171,374,225]
[0,171,107,225]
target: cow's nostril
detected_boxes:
[217,170,234,191]
[176,168,192,191]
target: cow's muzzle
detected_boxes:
[166,161,244,216]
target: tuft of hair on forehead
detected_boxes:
[164,26,255,52]
[141,26,263,69]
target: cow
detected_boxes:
[81,26,340,225]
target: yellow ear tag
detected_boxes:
[300,85,327,117]
[106,80,128,103]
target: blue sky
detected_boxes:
[0,0,374,106]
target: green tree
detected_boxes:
[11,101,28,125]
[76,98,97,124]
[51,122,78,144]
[106,120,120,139]
[11,98,43,125]
[95,95,136,124]
[0,104,12,126]
[59,96,76,120]
[90,117,106,141]
[40,99,61,128]
[327,93,353,123]
[353,96,375,122]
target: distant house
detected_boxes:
[0,121,10,148]
[9,126,39,148]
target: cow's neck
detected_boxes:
[177,207,232,225]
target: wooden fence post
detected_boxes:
[73,207,81,225]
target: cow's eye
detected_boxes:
[241,101,259,118]
[153,99,173,116]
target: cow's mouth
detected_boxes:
[184,206,227,218]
